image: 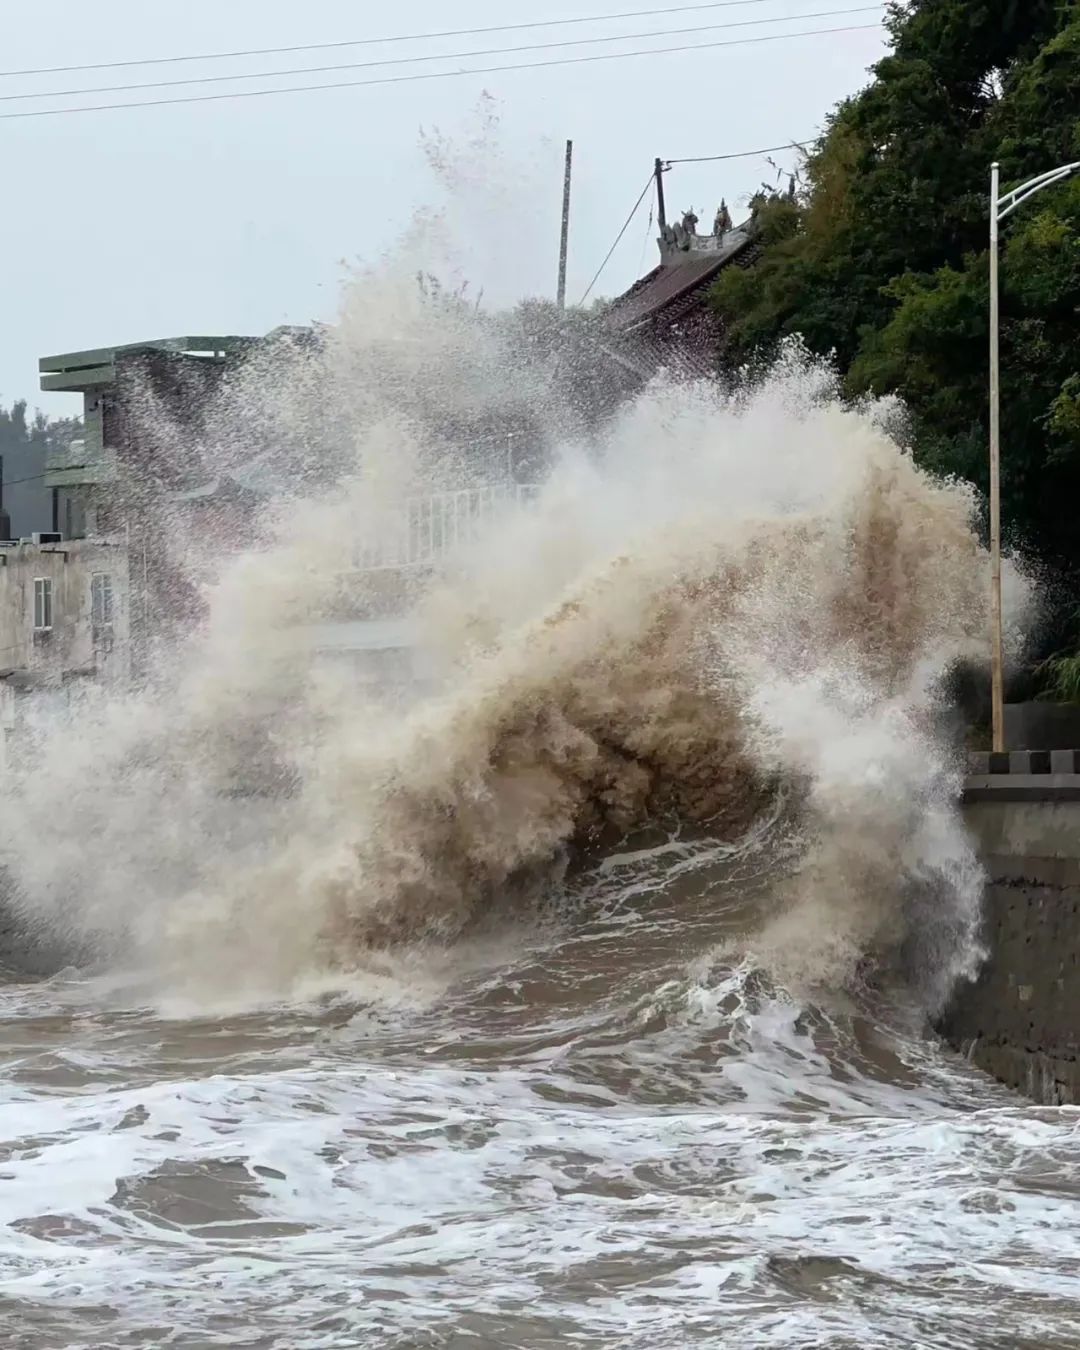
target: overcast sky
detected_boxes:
[3,0,886,414]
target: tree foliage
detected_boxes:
[710,0,1080,684]
[0,400,83,527]
[0,400,80,456]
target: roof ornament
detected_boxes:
[670,207,698,252]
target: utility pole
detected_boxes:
[989,162,1003,752]
[556,139,573,310]
[987,156,1080,751]
[654,157,668,234]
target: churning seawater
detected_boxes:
[4,830,1080,1350]
[1,220,1076,1346]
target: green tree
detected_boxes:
[710,0,1080,680]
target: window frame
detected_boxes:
[90,571,114,626]
[32,577,53,632]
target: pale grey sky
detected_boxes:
[3,0,886,414]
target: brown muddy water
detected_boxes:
[0,333,1063,1348]
[3,826,1079,1350]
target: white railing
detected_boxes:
[355,483,539,571]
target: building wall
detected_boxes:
[0,541,130,772]
[941,784,1080,1103]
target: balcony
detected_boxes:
[45,438,115,490]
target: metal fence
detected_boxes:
[355,484,539,571]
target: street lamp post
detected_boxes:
[988,158,1080,752]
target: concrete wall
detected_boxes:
[0,541,131,772]
[0,540,130,683]
[941,774,1080,1104]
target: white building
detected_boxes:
[0,538,130,770]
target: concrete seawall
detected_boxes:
[941,756,1080,1104]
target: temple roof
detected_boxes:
[602,223,758,337]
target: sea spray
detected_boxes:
[0,282,1019,1007]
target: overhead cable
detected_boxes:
[665,142,808,163]
[580,138,809,301]
[0,7,883,104]
[0,24,885,120]
[0,0,878,78]
[580,175,657,304]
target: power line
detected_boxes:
[3,139,810,398]
[0,130,820,587]
[579,139,808,301]
[637,200,657,276]
[0,24,884,121]
[0,0,876,78]
[581,176,656,305]
[666,142,809,163]
[1,7,883,104]
[1,467,53,490]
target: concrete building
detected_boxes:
[39,335,258,540]
[37,332,546,674]
[0,538,130,770]
[38,335,278,672]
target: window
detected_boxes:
[91,572,114,625]
[33,578,53,631]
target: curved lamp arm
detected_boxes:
[996,160,1080,221]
